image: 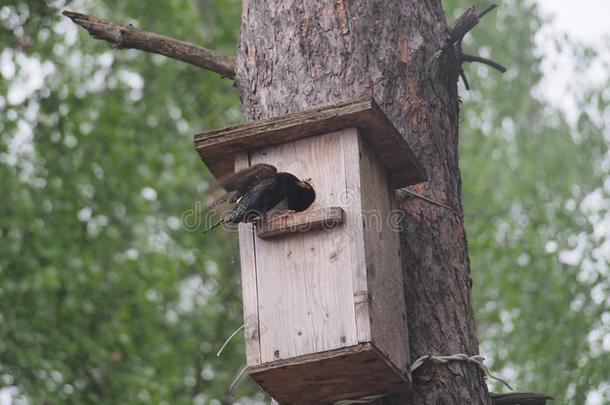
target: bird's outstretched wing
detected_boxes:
[215,163,277,194]
[202,164,277,215]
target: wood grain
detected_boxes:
[248,343,410,405]
[358,136,410,376]
[256,207,344,239]
[341,131,371,344]
[235,152,261,366]
[250,129,359,363]
[194,97,427,188]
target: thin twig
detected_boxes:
[477,4,498,19]
[461,53,507,73]
[490,393,554,405]
[459,69,470,90]
[216,324,244,357]
[229,366,248,395]
[63,10,236,79]
[400,188,461,217]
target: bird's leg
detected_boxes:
[251,212,266,227]
[244,212,266,228]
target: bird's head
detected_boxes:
[287,175,316,212]
[296,178,313,190]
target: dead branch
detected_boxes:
[448,4,498,45]
[445,4,506,89]
[63,11,236,79]
[397,188,462,217]
[477,4,498,19]
[461,53,507,73]
[490,392,553,405]
[459,69,470,90]
[448,6,480,45]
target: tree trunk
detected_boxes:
[236,1,490,403]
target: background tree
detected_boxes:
[445,2,610,403]
[0,0,608,404]
[0,0,251,403]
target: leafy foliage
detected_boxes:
[0,0,608,404]
[0,0,255,403]
[445,1,610,403]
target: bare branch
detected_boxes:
[477,4,498,19]
[448,7,479,45]
[397,188,462,217]
[448,4,498,44]
[461,53,507,73]
[63,10,236,79]
[445,4,505,89]
[491,392,553,405]
[459,69,470,90]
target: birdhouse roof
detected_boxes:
[193,96,427,188]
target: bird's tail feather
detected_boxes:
[203,218,225,233]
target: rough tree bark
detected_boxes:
[236,1,490,403]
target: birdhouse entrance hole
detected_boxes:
[194,97,426,404]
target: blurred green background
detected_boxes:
[0,0,608,404]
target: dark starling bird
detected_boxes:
[202,163,315,232]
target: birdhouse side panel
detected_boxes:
[249,129,366,364]
[235,152,262,366]
[358,137,410,375]
[341,130,372,344]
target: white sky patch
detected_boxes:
[77,206,93,222]
[535,0,610,123]
[166,216,181,230]
[118,67,144,101]
[177,275,215,313]
[586,384,609,405]
[141,186,158,201]
[0,387,28,405]
[52,14,79,46]
[118,67,144,90]
[1,50,56,106]
[536,0,610,43]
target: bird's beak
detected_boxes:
[297,180,312,189]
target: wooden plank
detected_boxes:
[248,343,410,405]
[235,152,262,366]
[255,207,344,239]
[194,96,427,188]
[251,129,359,363]
[341,130,371,344]
[358,136,410,376]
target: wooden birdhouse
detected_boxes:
[194,96,426,404]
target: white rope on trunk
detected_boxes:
[332,352,513,405]
[410,353,513,390]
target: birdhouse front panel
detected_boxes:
[237,128,365,364]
